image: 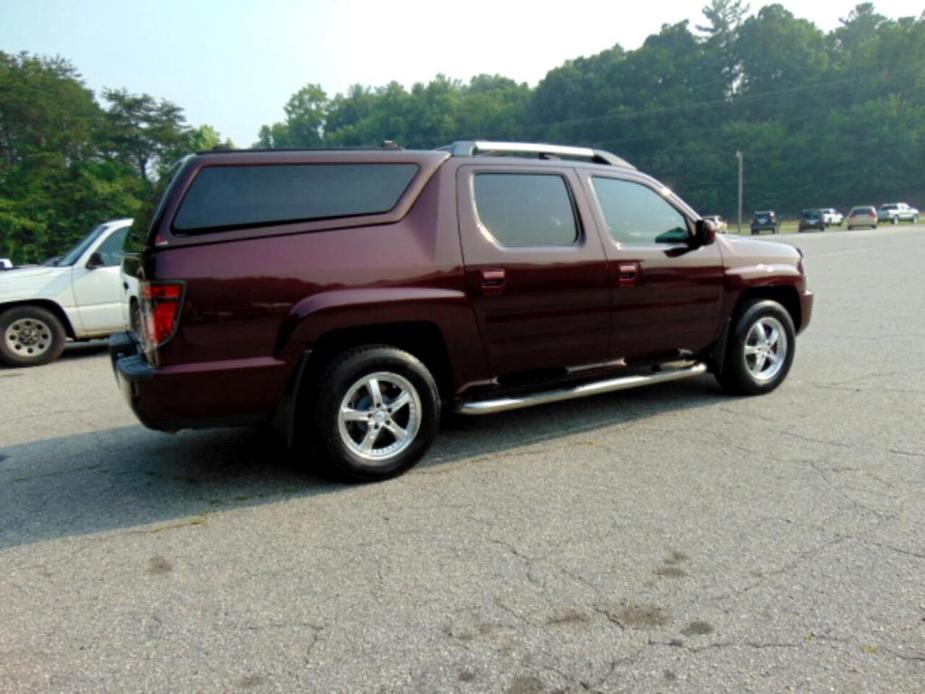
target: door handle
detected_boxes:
[616,261,640,287]
[480,268,506,295]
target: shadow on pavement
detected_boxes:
[0,375,725,550]
[60,339,110,360]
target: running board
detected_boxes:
[455,363,708,416]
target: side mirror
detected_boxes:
[694,218,717,247]
[86,252,105,269]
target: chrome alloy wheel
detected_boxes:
[337,371,422,463]
[4,317,53,358]
[743,316,788,383]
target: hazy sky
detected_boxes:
[2,0,923,145]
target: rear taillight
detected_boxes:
[142,282,184,348]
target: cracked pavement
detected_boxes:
[1,226,924,692]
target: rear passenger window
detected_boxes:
[473,173,579,247]
[173,163,419,233]
[592,177,690,245]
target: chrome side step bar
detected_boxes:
[455,363,708,416]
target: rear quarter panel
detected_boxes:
[145,162,489,403]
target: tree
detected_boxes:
[101,89,191,182]
[697,0,750,36]
[257,83,327,147]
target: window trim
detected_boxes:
[587,173,694,247]
[170,161,422,236]
[469,170,585,250]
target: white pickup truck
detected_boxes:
[877,202,920,224]
[0,219,136,367]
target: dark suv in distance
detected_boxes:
[111,141,813,481]
[750,210,779,234]
[798,209,826,232]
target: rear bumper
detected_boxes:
[109,332,289,431]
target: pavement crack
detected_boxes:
[883,647,925,662]
[590,604,626,631]
[710,535,850,602]
[889,448,924,458]
[835,534,925,562]
[808,460,892,518]
[492,596,532,625]
[647,638,801,653]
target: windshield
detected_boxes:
[55,224,108,266]
[802,210,821,217]
[880,204,897,210]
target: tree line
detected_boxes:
[2,2,923,263]
[0,54,231,263]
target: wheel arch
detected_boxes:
[304,322,454,401]
[272,320,455,446]
[732,286,802,334]
[0,299,77,339]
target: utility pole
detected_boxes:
[736,151,744,234]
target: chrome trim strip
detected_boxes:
[455,363,707,415]
[473,141,596,158]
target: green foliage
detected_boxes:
[0,52,230,264]
[255,6,924,218]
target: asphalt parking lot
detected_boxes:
[1,226,924,692]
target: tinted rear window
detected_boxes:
[173,163,419,233]
[473,173,579,247]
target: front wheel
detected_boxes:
[717,300,796,396]
[301,345,440,481]
[0,305,67,367]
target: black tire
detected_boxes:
[717,300,796,396]
[301,345,440,481]
[0,305,67,367]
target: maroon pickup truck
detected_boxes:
[111,141,813,480]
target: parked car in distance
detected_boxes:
[0,218,136,367]
[821,208,843,226]
[847,206,878,230]
[111,141,813,481]
[798,209,827,232]
[750,210,779,234]
[877,202,919,224]
[0,259,12,270]
[702,215,728,233]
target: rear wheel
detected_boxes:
[717,300,795,396]
[0,305,66,367]
[300,345,440,481]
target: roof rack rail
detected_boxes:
[439,140,634,169]
[197,143,405,155]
